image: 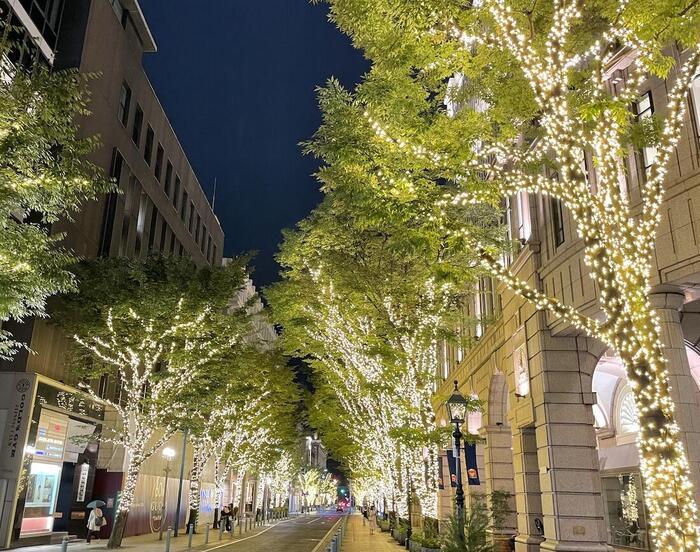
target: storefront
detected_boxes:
[0,373,104,548]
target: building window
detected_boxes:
[180,191,189,221]
[170,232,176,255]
[117,81,131,126]
[164,160,173,196]
[200,226,207,253]
[154,144,164,181]
[132,104,143,147]
[551,197,565,247]
[188,202,195,233]
[691,73,700,147]
[109,0,128,28]
[147,207,158,252]
[501,197,514,266]
[98,374,109,399]
[601,473,650,550]
[159,222,167,252]
[99,149,124,257]
[515,191,531,243]
[195,213,201,242]
[212,244,217,264]
[206,235,213,262]
[173,176,181,209]
[634,91,657,177]
[134,191,148,256]
[144,126,154,165]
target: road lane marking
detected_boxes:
[305,516,324,524]
[200,518,294,551]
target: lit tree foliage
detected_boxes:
[268,175,494,518]
[311,0,700,548]
[0,42,109,358]
[181,346,300,528]
[53,256,251,548]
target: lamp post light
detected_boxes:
[159,447,176,541]
[446,380,468,544]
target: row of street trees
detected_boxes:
[274,0,700,549]
[0,42,109,359]
[53,255,301,548]
[0,39,303,549]
[268,143,493,519]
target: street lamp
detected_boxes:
[159,447,176,541]
[446,380,468,543]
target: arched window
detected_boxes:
[615,385,640,442]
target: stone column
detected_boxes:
[535,361,609,551]
[482,425,517,552]
[512,427,544,552]
[650,284,700,505]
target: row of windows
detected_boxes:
[117,81,216,263]
[102,149,218,265]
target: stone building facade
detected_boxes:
[434,49,700,552]
[0,1,227,547]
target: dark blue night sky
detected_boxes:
[139,1,367,287]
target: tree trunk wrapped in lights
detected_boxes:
[308,0,700,547]
[53,256,258,547]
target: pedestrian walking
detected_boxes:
[86,507,106,543]
[227,503,234,532]
[221,504,231,532]
[368,505,377,535]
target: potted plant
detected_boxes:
[411,529,442,552]
[392,519,408,545]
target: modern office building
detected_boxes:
[0,1,224,547]
[434,49,700,552]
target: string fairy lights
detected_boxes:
[353,0,700,548]
[300,269,459,518]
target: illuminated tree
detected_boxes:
[0,41,109,358]
[53,256,250,547]
[311,0,700,548]
[269,183,491,518]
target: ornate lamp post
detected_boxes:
[446,380,468,543]
[159,447,176,540]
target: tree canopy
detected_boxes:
[0,43,110,358]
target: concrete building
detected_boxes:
[0,0,224,547]
[434,49,700,552]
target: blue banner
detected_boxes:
[446,451,457,488]
[465,443,480,485]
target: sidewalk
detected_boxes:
[15,516,296,552]
[342,514,404,552]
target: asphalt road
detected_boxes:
[195,513,343,552]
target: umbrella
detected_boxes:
[86,500,106,509]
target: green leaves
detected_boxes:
[0,43,111,357]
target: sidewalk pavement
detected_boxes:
[342,514,404,552]
[15,516,296,552]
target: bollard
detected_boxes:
[187,524,194,551]
[219,521,224,541]
[61,536,69,552]
[205,523,210,544]
[164,527,172,552]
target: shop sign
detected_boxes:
[0,374,37,474]
[76,463,90,503]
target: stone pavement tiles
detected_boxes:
[343,514,404,552]
[13,518,282,552]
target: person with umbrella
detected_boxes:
[86,500,106,543]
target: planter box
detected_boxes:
[409,540,440,552]
[392,529,407,545]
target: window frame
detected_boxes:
[117,81,131,127]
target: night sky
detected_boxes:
[138,1,368,287]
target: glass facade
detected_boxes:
[602,472,650,550]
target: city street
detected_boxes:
[194,514,342,552]
[16,514,343,552]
